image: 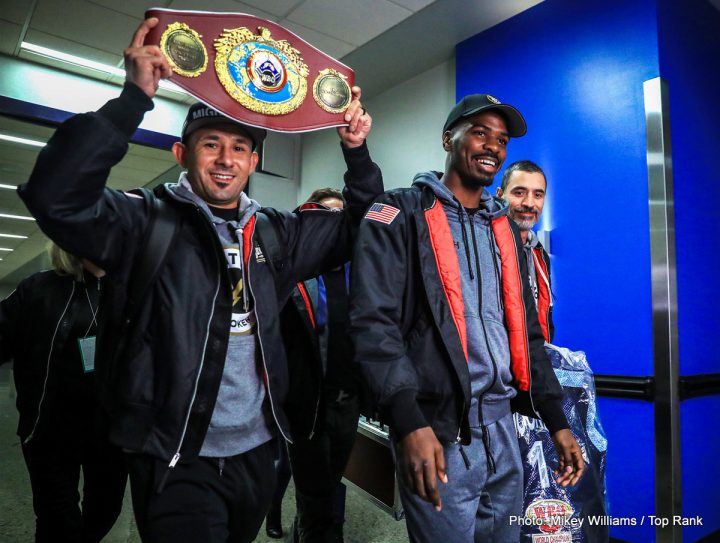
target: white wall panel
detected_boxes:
[300,58,455,202]
[0,57,187,137]
[249,172,298,210]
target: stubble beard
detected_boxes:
[460,171,495,190]
[509,211,537,231]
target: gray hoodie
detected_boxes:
[524,230,540,308]
[166,174,275,457]
[413,172,516,427]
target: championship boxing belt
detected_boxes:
[144,8,355,132]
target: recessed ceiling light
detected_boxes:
[0,213,35,221]
[0,233,28,239]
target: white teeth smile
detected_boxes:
[476,157,497,167]
[212,173,233,181]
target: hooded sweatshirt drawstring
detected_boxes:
[458,210,475,281]
[236,227,250,312]
[487,228,503,311]
[412,171,512,477]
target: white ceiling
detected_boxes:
[0,115,179,286]
[0,0,435,65]
[0,0,541,286]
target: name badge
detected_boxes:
[78,336,96,373]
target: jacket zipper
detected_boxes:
[24,282,75,444]
[159,208,223,491]
[247,224,292,444]
[467,213,498,474]
[467,213,498,394]
[307,372,322,440]
[488,228,504,312]
[456,401,471,470]
[293,282,321,439]
[533,250,553,331]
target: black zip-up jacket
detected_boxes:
[280,271,366,440]
[527,236,554,343]
[281,282,324,440]
[0,271,98,442]
[349,186,568,445]
[18,83,383,464]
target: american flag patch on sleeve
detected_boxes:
[364,203,400,225]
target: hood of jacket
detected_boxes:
[412,171,508,221]
[525,229,541,249]
[165,172,261,228]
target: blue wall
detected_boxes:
[656,0,720,377]
[457,0,658,378]
[680,397,720,541]
[597,398,655,542]
[456,0,660,540]
[656,0,720,539]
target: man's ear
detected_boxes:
[172,141,187,167]
[442,131,452,152]
[249,151,259,175]
[496,187,504,198]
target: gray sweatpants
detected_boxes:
[394,412,523,543]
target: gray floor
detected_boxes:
[0,364,409,542]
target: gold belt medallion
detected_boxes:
[313,69,351,113]
[214,27,309,115]
[160,22,208,78]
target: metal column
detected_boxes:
[643,77,681,542]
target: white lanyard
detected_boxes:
[82,285,99,337]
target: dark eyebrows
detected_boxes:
[195,133,252,146]
[470,122,510,138]
[511,185,545,195]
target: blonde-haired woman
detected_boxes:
[0,242,127,542]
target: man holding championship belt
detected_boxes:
[19,16,382,543]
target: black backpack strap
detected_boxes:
[254,210,284,276]
[126,187,181,323]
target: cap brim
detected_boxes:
[183,118,267,149]
[467,104,527,138]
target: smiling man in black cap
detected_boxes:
[19,17,382,543]
[349,94,584,542]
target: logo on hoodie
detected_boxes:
[224,245,256,336]
[254,245,266,263]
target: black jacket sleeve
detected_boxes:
[267,141,384,287]
[349,192,428,440]
[18,83,153,273]
[0,283,22,365]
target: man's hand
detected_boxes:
[397,427,448,511]
[337,86,372,149]
[124,18,172,98]
[552,429,585,486]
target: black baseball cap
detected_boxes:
[443,94,527,137]
[181,102,267,149]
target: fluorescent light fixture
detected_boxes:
[0,184,18,190]
[0,213,35,221]
[0,134,45,148]
[0,248,13,252]
[21,42,125,77]
[0,233,28,239]
[20,42,188,95]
